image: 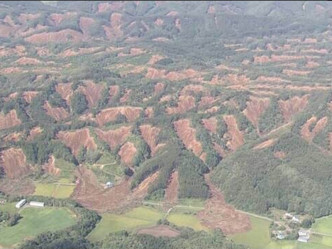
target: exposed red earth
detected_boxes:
[0,110,21,130]
[223,115,244,151]
[95,126,132,150]
[278,95,309,122]
[118,142,137,166]
[0,148,30,179]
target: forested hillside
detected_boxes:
[0,1,332,248]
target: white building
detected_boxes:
[291,216,300,223]
[15,199,26,209]
[105,181,113,188]
[29,201,44,207]
[298,228,310,243]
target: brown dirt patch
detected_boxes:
[57,128,97,156]
[28,126,43,141]
[146,67,201,81]
[144,107,154,118]
[97,2,124,12]
[55,82,73,105]
[103,13,123,39]
[301,48,328,54]
[152,37,170,42]
[300,116,328,142]
[243,96,270,128]
[25,29,84,43]
[155,18,164,26]
[95,126,131,150]
[139,124,165,156]
[167,11,178,16]
[148,54,164,65]
[226,74,250,85]
[283,69,310,76]
[180,84,206,95]
[305,61,320,68]
[278,95,309,122]
[18,13,40,24]
[15,57,41,65]
[253,139,276,150]
[79,16,96,36]
[42,156,60,176]
[96,107,142,126]
[166,95,195,114]
[174,119,203,157]
[3,132,22,142]
[197,175,251,235]
[0,24,14,38]
[3,92,18,102]
[198,96,217,108]
[0,110,21,130]
[22,91,39,103]
[78,81,104,108]
[254,54,303,64]
[202,117,218,133]
[109,85,120,99]
[256,76,289,83]
[154,82,165,94]
[175,18,181,30]
[118,142,137,166]
[73,166,158,213]
[49,12,76,26]
[274,151,286,159]
[120,89,132,103]
[205,106,219,113]
[223,115,244,151]
[43,101,69,121]
[164,171,178,205]
[0,178,35,196]
[137,225,180,238]
[303,38,317,44]
[0,148,30,179]
[213,143,227,158]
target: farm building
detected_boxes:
[298,228,310,243]
[29,201,44,207]
[276,231,286,240]
[15,199,26,209]
[105,181,113,188]
[291,216,300,223]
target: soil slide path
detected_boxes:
[197,174,251,235]
[164,171,178,205]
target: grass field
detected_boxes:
[0,207,76,248]
[0,202,17,215]
[312,215,332,236]
[88,206,164,242]
[167,212,208,231]
[34,182,75,199]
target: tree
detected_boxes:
[70,92,88,114]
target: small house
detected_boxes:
[298,229,310,243]
[291,216,300,223]
[15,199,26,209]
[276,231,286,240]
[29,201,44,207]
[106,181,113,188]
[284,213,293,219]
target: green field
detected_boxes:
[312,215,332,236]
[230,214,332,249]
[34,182,75,199]
[88,206,164,242]
[0,202,17,215]
[167,212,208,231]
[0,207,76,248]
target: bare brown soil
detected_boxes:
[226,74,250,85]
[300,116,328,142]
[55,83,73,105]
[57,128,97,156]
[148,54,164,65]
[0,148,30,179]
[278,95,309,122]
[3,92,18,102]
[42,156,60,176]
[253,139,276,150]
[180,84,206,95]
[0,178,35,196]
[202,117,218,133]
[197,175,251,235]
[3,132,22,142]
[166,95,195,114]
[283,69,310,76]
[0,110,21,130]
[223,115,244,151]
[78,81,104,108]
[164,171,178,204]
[118,142,137,166]
[73,166,159,213]
[243,96,270,128]
[175,18,181,30]
[274,151,286,159]
[146,67,201,81]
[28,126,43,141]
[205,106,219,113]
[137,225,180,238]
[256,76,288,83]
[174,119,203,157]
[15,57,41,65]
[154,18,164,26]
[305,61,320,68]
[95,126,132,150]
[79,16,95,36]
[103,13,123,39]
[25,29,84,43]
[109,85,120,99]
[213,143,227,158]
[98,2,124,12]
[140,124,165,156]
[96,107,142,126]
[144,107,154,118]
[120,89,132,103]
[22,91,39,103]
[254,54,303,64]
[154,82,165,94]
[198,96,217,108]
[43,101,69,121]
